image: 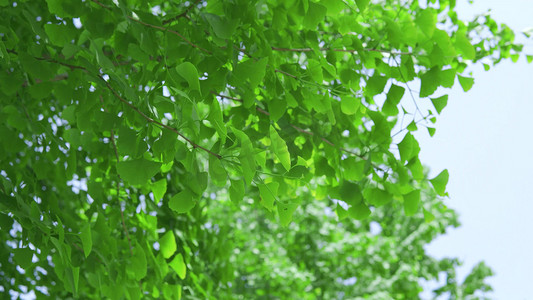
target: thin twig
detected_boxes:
[162,0,202,24]
[101,78,222,158]
[212,93,386,172]
[126,17,211,54]
[25,52,220,159]
[88,0,210,53]
[268,47,413,56]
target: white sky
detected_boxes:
[417,1,533,299]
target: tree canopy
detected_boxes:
[0,0,523,299]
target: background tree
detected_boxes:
[0,0,521,299]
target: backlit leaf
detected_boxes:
[234,129,256,187]
[458,75,474,92]
[159,231,177,259]
[430,95,448,114]
[270,125,291,171]
[169,190,196,213]
[259,182,279,211]
[169,253,186,280]
[151,179,167,204]
[229,179,245,204]
[403,190,421,216]
[348,202,371,220]
[430,169,449,196]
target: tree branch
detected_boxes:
[269,47,413,56]
[212,93,385,172]
[162,0,202,24]
[18,51,220,160]
[89,0,210,53]
[101,77,221,158]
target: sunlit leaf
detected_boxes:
[430,169,449,196]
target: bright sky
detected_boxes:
[417,1,533,299]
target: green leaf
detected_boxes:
[430,95,448,114]
[303,2,327,30]
[44,24,75,46]
[209,156,227,187]
[398,133,420,163]
[365,75,388,97]
[270,125,291,171]
[423,208,436,222]
[455,32,476,60]
[258,182,279,211]
[229,179,245,204]
[342,158,366,181]
[355,0,370,11]
[14,247,34,269]
[337,181,363,205]
[383,84,405,116]
[159,231,177,259]
[363,188,392,207]
[268,97,287,122]
[80,224,92,258]
[169,253,186,280]
[232,58,268,90]
[208,99,227,144]
[430,169,449,196]
[234,129,256,187]
[117,159,161,186]
[127,245,147,281]
[348,202,371,220]
[176,62,200,92]
[151,179,167,204]
[341,96,360,115]
[457,75,474,92]
[203,13,236,39]
[416,9,436,37]
[322,0,344,16]
[169,190,197,213]
[420,67,440,98]
[278,201,299,226]
[403,190,420,216]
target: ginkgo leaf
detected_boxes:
[403,190,421,216]
[159,231,177,259]
[430,95,448,114]
[348,202,371,220]
[458,75,475,92]
[169,253,186,280]
[176,62,200,92]
[229,179,245,204]
[233,129,256,187]
[398,133,420,163]
[151,179,167,204]
[117,159,161,186]
[209,155,227,187]
[80,224,92,258]
[270,125,291,171]
[169,190,196,213]
[258,182,279,211]
[430,169,449,196]
[208,99,227,144]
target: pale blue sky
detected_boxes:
[416,1,533,299]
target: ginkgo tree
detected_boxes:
[0,0,524,299]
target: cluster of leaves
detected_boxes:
[0,0,522,298]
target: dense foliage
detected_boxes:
[0,0,522,298]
